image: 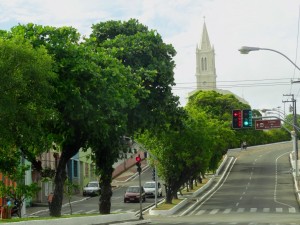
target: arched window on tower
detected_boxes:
[204,57,207,70]
[201,58,204,71]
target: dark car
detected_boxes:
[124,186,146,203]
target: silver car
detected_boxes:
[83,181,100,196]
[143,181,162,197]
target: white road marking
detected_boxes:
[195,210,206,215]
[263,208,270,212]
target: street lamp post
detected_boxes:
[239,46,300,72]
[239,46,300,182]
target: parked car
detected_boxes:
[124,186,146,203]
[143,181,163,197]
[83,181,100,196]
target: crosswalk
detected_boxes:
[60,208,136,215]
[192,207,297,215]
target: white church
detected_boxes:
[188,21,248,105]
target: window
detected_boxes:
[201,57,207,71]
[73,160,78,178]
[85,163,89,177]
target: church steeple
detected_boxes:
[199,22,211,51]
[195,20,216,90]
[188,20,249,105]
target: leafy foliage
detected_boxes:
[87,19,182,213]
[0,36,56,168]
[0,165,40,218]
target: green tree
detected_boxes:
[5,23,143,217]
[186,90,239,163]
[138,109,212,204]
[0,36,56,173]
[88,19,183,213]
[88,18,180,133]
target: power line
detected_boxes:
[173,80,292,90]
[175,77,292,85]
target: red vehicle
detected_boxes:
[124,186,146,203]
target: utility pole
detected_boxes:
[135,155,143,220]
[283,94,298,182]
[134,141,159,208]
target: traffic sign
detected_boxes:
[255,119,281,130]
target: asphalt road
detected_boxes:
[31,166,163,217]
[145,142,300,225]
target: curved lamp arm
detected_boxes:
[239,46,300,72]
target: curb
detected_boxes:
[289,153,300,203]
[1,212,138,225]
[180,156,236,216]
[148,198,188,215]
[148,155,235,216]
[110,219,152,225]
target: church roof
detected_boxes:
[199,22,212,51]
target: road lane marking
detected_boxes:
[263,208,270,212]
[126,209,135,212]
[289,207,296,213]
[112,209,123,213]
[274,152,295,208]
[237,208,244,213]
[223,208,231,214]
[195,210,206,215]
[250,208,257,213]
[184,157,237,216]
[209,209,219,214]
[86,209,97,214]
[276,208,283,213]
[73,210,84,214]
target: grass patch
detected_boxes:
[180,178,208,195]
[152,198,183,210]
[152,178,210,211]
[0,213,107,223]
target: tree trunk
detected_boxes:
[50,157,67,217]
[50,139,82,217]
[189,179,193,190]
[165,185,173,204]
[99,168,113,214]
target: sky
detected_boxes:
[1,0,300,115]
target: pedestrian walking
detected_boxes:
[241,141,247,150]
[47,192,54,210]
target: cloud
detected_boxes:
[1,0,300,111]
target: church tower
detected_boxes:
[195,21,217,90]
[187,21,249,105]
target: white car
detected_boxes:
[143,181,162,197]
[83,181,100,196]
